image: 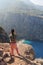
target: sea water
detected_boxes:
[23,40,43,58]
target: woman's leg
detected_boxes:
[10,43,14,56]
[15,44,20,55]
[10,48,14,56]
[16,47,19,54]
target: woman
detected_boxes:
[9,29,20,56]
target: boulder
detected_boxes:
[17,42,35,60]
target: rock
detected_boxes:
[33,58,43,65]
[0,40,43,65]
[3,53,14,64]
[0,59,7,65]
[0,27,10,43]
[17,42,35,60]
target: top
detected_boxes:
[9,32,16,43]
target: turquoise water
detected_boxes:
[23,40,43,58]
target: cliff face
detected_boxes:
[0,13,43,41]
[0,27,10,43]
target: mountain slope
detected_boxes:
[0,13,43,41]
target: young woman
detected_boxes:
[9,29,20,56]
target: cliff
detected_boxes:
[0,40,43,65]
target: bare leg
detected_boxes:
[10,48,14,56]
[16,47,20,55]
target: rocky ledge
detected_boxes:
[0,40,43,65]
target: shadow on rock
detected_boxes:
[15,55,32,64]
[3,54,14,64]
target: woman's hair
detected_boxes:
[11,29,14,38]
[11,29,16,39]
[11,29,14,34]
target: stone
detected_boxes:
[17,42,35,60]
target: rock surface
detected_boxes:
[17,41,35,60]
[0,40,43,65]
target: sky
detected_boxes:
[0,0,43,12]
[30,0,43,6]
[0,0,43,9]
[21,0,43,6]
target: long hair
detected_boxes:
[11,29,14,38]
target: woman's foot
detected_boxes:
[10,54,15,57]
